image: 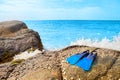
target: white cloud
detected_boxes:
[24,7,103,20]
[64,0,83,2]
[0,0,37,11]
[0,3,103,20]
[0,0,115,20]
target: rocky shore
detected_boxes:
[0,21,120,80]
[0,46,119,80]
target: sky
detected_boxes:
[0,0,120,20]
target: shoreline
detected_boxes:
[45,44,120,52]
[60,45,120,52]
[39,33,120,51]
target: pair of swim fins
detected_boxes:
[66,50,97,71]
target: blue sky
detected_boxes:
[0,0,120,20]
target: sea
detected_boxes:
[24,20,120,51]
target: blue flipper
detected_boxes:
[76,52,97,71]
[66,50,89,65]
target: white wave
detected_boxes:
[70,34,120,51]
[13,49,43,60]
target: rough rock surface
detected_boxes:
[0,46,119,80]
[0,20,43,63]
[0,20,27,37]
[59,46,120,80]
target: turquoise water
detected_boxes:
[24,20,120,50]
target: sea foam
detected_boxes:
[70,34,120,51]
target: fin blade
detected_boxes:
[76,53,96,71]
[66,51,89,65]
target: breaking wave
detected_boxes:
[70,34,120,51]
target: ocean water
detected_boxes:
[24,20,120,51]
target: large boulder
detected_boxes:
[0,46,119,80]
[59,46,120,80]
[0,20,43,63]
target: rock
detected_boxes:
[59,46,120,80]
[0,20,27,37]
[0,46,120,80]
[7,51,62,80]
[0,20,43,63]
[0,62,16,80]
